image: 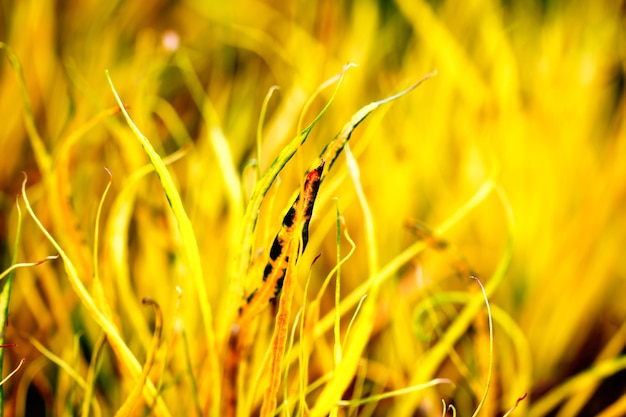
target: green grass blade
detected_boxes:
[336,378,454,407]
[0,199,22,416]
[0,204,58,413]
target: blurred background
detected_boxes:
[0,0,625,416]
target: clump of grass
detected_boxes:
[1,1,625,416]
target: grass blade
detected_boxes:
[21,175,172,417]
[106,70,220,415]
[0,198,23,416]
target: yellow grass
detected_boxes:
[0,0,624,416]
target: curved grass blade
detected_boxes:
[0,200,59,414]
[344,142,377,277]
[503,393,528,417]
[0,255,59,282]
[106,71,220,415]
[0,198,23,416]
[115,298,163,417]
[81,334,107,417]
[49,105,126,278]
[336,378,454,407]
[29,335,88,390]
[412,291,532,405]
[92,168,114,321]
[469,276,494,417]
[0,358,24,387]
[21,176,172,417]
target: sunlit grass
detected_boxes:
[1,0,625,416]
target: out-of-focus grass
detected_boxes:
[0,0,625,416]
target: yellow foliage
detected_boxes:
[0,0,624,416]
